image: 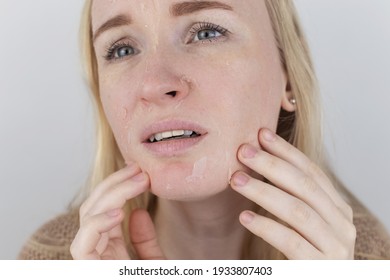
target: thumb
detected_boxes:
[129,208,166,260]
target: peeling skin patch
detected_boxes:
[120,107,128,120]
[143,0,161,52]
[174,99,184,110]
[185,157,208,183]
[165,183,173,190]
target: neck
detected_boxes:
[154,187,255,260]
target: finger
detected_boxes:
[71,209,124,260]
[231,172,340,253]
[239,211,323,259]
[80,163,142,216]
[129,209,165,260]
[236,143,349,230]
[81,172,149,221]
[258,128,351,218]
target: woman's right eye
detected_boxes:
[104,42,136,61]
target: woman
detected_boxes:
[19,0,390,260]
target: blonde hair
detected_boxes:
[74,0,329,259]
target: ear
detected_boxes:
[280,72,296,112]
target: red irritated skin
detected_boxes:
[92,0,293,201]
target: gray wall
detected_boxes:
[0,0,389,259]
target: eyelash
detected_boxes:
[103,21,229,62]
[104,40,133,61]
[189,21,229,43]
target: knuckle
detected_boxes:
[291,200,311,223]
[79,204,92,225]
[307,161,323,177]
[299,175,318,195]
[253,181,270,198]
[346,223,357,242]
[343,203,354,221]
[286,234,302,253]
[82,214,97,229]
[79,203,87,218]
[262,153,278,171]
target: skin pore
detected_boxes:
[91,0,294,259]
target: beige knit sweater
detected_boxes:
[19,197,390,260]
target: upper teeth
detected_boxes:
[149,130,195,142]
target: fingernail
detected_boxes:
[131,172,146,182]
[232,172,249,187]
[240,211,255,224]
[263,129,276,142]
[106,208,121,217]
[241,144,257,158]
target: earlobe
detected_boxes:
[281,79,296,113]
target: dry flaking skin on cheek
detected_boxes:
[185,156,208,183]
[139,132,238,201]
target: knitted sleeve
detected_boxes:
[18,211,79,260]
[350,197,390,259]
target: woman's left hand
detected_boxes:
[230,128,356,259]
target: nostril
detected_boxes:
[166,91,177,97]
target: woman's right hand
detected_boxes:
[70,164,165,260]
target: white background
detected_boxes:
[0,0,389,259]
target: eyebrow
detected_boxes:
[170,1,234,17]
[93,14,132,42]
[93,1,233,42]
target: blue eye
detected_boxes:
[105,42,135,61]
[195,29,222,41]
[115,46,134,58]
[190,22,228,43]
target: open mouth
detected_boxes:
[148,130,202,143]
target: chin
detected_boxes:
[143,155,238,201]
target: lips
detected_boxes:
[141,120,208,156]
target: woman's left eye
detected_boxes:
[190,22,228,43]
[195,29,222,41]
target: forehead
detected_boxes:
[91,0,133,29]
[91,0,267,30]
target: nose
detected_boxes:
[138,56,191,107]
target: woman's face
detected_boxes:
[92,0,290,200]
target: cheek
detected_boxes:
[195,50,284,143]
[99,70,139,158]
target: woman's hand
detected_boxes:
[70,164,165,260]
[231,128,356,259]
